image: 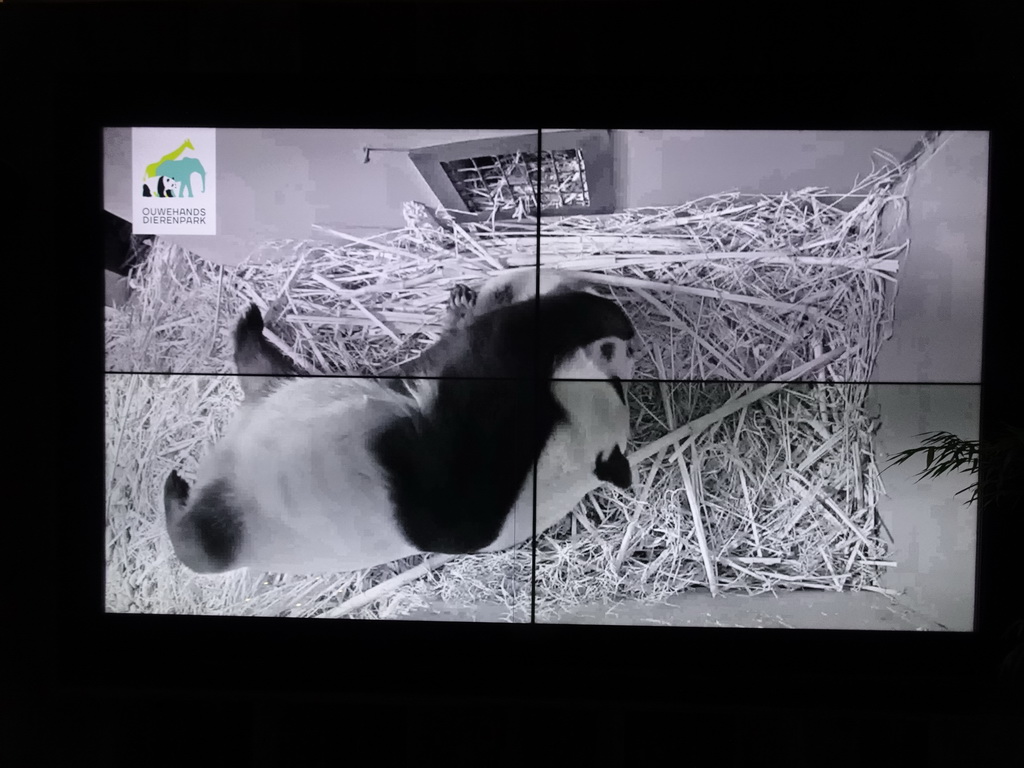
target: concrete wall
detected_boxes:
[866,131,990,631]
[610,129,922,209]
[870,384,980,632]
[872,131,989,385]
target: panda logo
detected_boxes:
[142,176,180,198]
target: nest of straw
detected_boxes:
[105,150,913,621]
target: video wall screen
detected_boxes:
[104,128,987,630]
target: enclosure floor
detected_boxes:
[397,591,948,630]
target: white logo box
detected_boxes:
[132,127,217,235]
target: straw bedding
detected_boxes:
[105,150,913,621]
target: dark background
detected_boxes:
[3,1,1019,762]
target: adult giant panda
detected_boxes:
[163,272,636,575]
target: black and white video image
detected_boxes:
[105,129,987,629]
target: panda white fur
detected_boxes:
[163,271,635,575]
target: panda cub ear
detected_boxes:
[594,444,631,490]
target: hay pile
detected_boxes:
[105,149,914,621]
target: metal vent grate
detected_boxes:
[441,148,592,216]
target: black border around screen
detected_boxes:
[18,2,1017,710]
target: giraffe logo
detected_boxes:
[132,127,216,235]
[141,139,206,199]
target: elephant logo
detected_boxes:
[141,139,207,199]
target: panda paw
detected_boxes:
[446,284,478,327]
[449,283,478,309]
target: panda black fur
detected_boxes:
[163,273,636,575]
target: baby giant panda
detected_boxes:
[163,282,635,575]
